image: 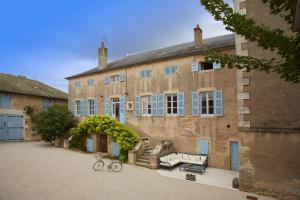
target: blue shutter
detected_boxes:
[104,77,110,84]
[112,142,119,157]
[0,94,11,109]
[164,67,170,75]
[151,95,157,116]
[135,96,140,116]
[82,99,88,116]
[104,98,110,116]
[214,90,223,116]
[213,62,221,69]
[192,92,199,116]
[140,70,145,78]
[94,99,98,115]
[86,138,93,152]
[197,140,209,155]
[146,70,151,77]
[199,93,202,115]
[157,94,164,116]
[171,65,177,74]
[119,74,125,82]
[191,61,199,72]
[177,92,185,116]
[119,97,126,124]
[71,101,75,115]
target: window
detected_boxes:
[111,75,120,83]
[87,79,94,86]
[200,91,214,115]
[75,81,81,88]
[166,94,177,115]
[88,99,95,115]
[200,62,213,71]
[0,93,11,109]
[42,98,53,111]
[75,100,81,115]
[140,69,151,79]
[164,65,177,75]
[141,96,151,115]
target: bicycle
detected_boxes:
[93,154,122,172]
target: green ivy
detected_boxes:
[70,116,139,161]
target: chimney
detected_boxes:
[194,24,202,47]
[98,42,107,69]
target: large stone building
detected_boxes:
[0,73,68,141]
[66,2,300,197]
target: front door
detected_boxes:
[99,134,107,153]
[111,98,120,122]
[230,142,239,171]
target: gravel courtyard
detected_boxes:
[0,142,273,200]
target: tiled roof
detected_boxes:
[66,34,235,79]
[0,73,68,100]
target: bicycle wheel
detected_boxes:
[93,161,104,171]
[110,161,122,172]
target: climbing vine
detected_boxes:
[70,116,139,161]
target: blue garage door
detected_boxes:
[0,115,23,141]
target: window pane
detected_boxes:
[173,101,177,108]
[173,95,177,101]
[167,102,171,107]
[167,96,171,101]
[173,108,177,114]
[167,108,172,114]
[209,107,214,114]
[202,108,207,114]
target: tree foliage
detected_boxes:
[200,0,300,82]
[36,104,75,142]
[70,116,139,161]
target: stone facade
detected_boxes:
[0,92,67,141]
[233,0,300,198]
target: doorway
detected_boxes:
[98,134,107,153]
[112,98,120,122]
[230,142,239,171]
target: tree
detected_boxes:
[36,104,76,142]
[200,0,300,83]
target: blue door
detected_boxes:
[230,142,239,171]
[0,115,23,141]
[111,142,119,157]
[197,139,209,155]
[86,138,93,153]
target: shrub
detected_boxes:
[71,116,139,161]
[35,104,76,142]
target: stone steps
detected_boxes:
[135,144,154,168]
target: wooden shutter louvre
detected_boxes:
[151,95,157,116]
[135,96,140,116]
[104,98,110,116]
[157,94,164,116]
[192,92,199,116]
[191,61,199,72]
[177,92,185,116]
[213,62,221,70]
[214,90,223,116]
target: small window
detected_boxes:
[111,75,120,83]
[141,96,152,115]
[140,69,151,79]
[88,99,95,115]
[127,102,133,110]
[75,100,81,115]
[200,91,214,115]
[42,98,53,111]
[200,62,213,71]
[166,94,177,115]
[164,65,177,75]
[87,79,94,86]
[75,81,81,88]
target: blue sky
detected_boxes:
[0,0,231,92]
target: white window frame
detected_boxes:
[141,96,152,116]
[111,75,120,83]
[88,99,95,115]
[200,91,214,116]
[166,94,178,115]
[75,100,81,116]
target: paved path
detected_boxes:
[0,142,273,200]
